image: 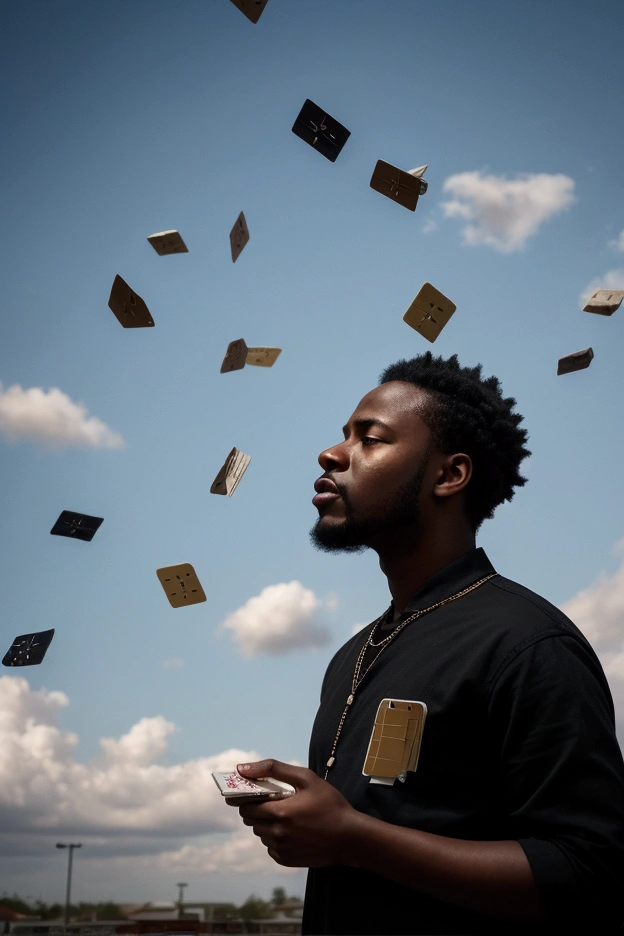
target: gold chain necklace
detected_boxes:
[323,573,497,781]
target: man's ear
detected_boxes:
[433,453,473,499]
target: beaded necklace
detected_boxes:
[323,572,497,781]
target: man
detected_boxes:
[234,352,624,934]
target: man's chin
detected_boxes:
[309,518,368,554]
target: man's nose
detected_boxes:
[318,441,349,471]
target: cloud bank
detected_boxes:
[0,675,255,837]
[221,581,331,658]
[441,171,575,252]
[561,547,624,731]
[578,269,624,309]
[608,230,624,252]
[0,675,293,881]
[0,383,124,449]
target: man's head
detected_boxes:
[310,352,530,554]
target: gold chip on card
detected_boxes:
[362,698,427,785]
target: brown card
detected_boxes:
[583,289,624,316]
[246,347,282,367]
[147,230,189,256]
[557,347,594,375]
[228,0,269,23]
[156,563,207,608]
[370,160,428,212]
[210,447,251,496]
[230,211,250,262]
[363,699,427,783]
[108,275,154,328]
[403,283,456,342]
[221,338,249,373]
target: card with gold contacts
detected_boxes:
[363,698,427,786]
[156,562,206,608]
[403,283,456,343]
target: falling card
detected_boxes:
[156,563,207,609]
[221,338,249,373]
[210,447,251,496]
[108,275,154,328]
[403,283,456,342]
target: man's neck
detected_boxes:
[377,523,476,618]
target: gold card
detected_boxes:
[210,447,251,496]
[230,211,250,263]
[403,283,456,342]
[246,347,282,367]
[156,562,206,608]
[221,338,249,373]
[108,275,154,328]
[363,698,427,784]
[147,230,189,256]
[583,289,624,316]
[228,0,269,23]
[370,160,428,212]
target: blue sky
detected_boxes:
[1,0,624,908]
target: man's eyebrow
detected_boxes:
[342,417,394,437]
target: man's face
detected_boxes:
[310,381,436,553]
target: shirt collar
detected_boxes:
[397,547,496,616]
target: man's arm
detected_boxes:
[235,759,544,922]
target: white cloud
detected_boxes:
[608,230,624,252]
[441,171,575,252]
[561,552,624,730]
[0,675,258,836]
[351,622,368,636]
[0,383,124,449]
[578,269,624,309]
[422,219,438,234]
[161,657,184,669]
[221,581,331,658]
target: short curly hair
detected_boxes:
[380,352,530,530]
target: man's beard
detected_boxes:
[309,457,428,554]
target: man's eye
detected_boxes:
[362,437,381,446]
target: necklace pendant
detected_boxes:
[346,693,354,705]
[326,756,335,768]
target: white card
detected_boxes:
[583,289,624,316]
[210,447,251,496]
[212,771,294,799]
[147,230,189,256]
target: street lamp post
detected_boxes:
[176,883,188,919]
[56,843,82,931]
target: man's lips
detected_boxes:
[312,477,341,508]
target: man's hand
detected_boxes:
[231,759,360,868]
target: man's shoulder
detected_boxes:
[478,573,599,678]
[487,573,587,641]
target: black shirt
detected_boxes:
[303,549,624,935]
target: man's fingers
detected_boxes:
[236,758,312,789]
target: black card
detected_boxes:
[3,629,55,667]
[291,99,350,162]
[50,510,104,542]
